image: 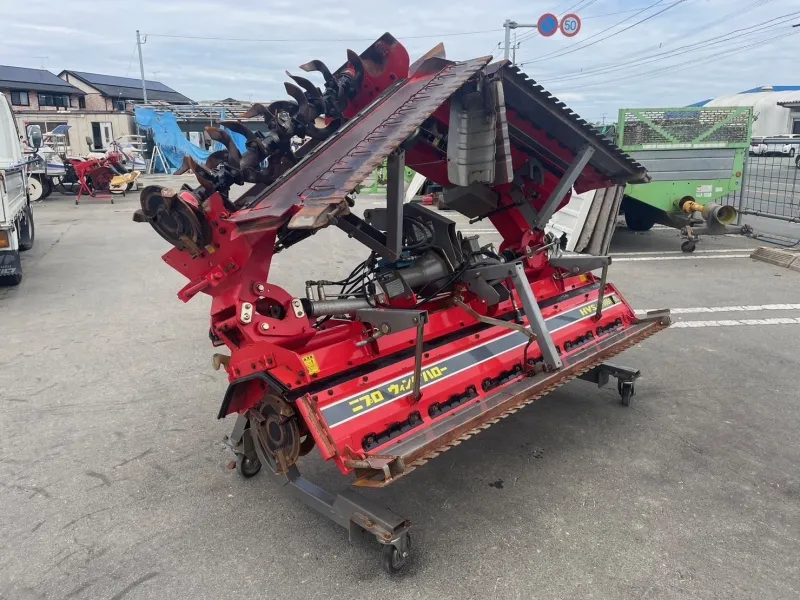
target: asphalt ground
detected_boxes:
[1,178,799,600]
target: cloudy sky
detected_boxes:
[1,0,798,122]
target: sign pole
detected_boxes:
[503,20,512,60]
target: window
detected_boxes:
[793,120,800,135]
[38,94,70,108]
[10,91,29,106]
[78,96,86,109]
[113,99,126,111]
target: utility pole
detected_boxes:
[503,20,538,62]
[136,30,148,104]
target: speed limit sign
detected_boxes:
[560,13,581,37]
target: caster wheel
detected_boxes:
[381,534,411,575]
[618,381,634,407]
[681,241,696,253]
[236,453,261,478]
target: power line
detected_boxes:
[584,0,779,68]
[143,28,503,43]
[539,12,800,84]
[124,42,138,78]
[549,29,799,92]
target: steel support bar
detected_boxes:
[386,150,405,259]
[283,465,410,544]
[594,262,610,321]
[335,213,397,262]
[511,262,562,370]
[535,144,596,229]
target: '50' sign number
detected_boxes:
[560,14,581,37]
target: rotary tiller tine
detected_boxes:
[205,126,242,168]
[220,120,255,141]
[286,71,322,100]
[173,155,193,176]
[284,82,315,122]
[186,157,216,192]
[307,119,340,140]
[299,59,333,84]
[266,100,299,119]
[242,102,270,120]
[240,148,264,171]
[205,150,229,170]
[346,49,365,90]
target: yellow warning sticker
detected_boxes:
[302,354,320,375]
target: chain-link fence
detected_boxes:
[723,152,800,225]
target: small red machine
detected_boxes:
[69,153,140,204]
[135,34,669,574]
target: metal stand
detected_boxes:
[147,144,170,175]
[225,415,412,574]
[578,361,640,406]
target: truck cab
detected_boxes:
[0,94,35,285]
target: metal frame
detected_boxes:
[578,360,639,389]
[226,415,411,552]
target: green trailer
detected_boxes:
[616,106,753,251]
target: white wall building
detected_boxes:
[693,85,800,137]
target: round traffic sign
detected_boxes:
[560,13,581,37]
[537,13,559,38]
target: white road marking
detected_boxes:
[613,248,751,256]
[637,304,800,315]
[671,317,800,328]
[615,254,750,262]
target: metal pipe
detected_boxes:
[306,298,372,317]
[682,201,737,226]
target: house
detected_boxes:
[58,71,193,112]
[1,65,193,156]
[0,65,85,112]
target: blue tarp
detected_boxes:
[134,107,247,173]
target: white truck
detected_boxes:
[0,94,35,286]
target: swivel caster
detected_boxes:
[681,240,696,253]
[236,453,262,478]
[618,380,634,407]
[381,533,411,575]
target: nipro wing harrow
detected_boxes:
[135,34,670,574]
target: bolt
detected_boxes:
[255,283,265,294]
[260,322,270,331]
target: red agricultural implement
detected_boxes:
[135,34,669,574]
[69,152,140,204]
